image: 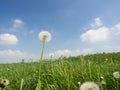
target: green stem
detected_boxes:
[38,41,45,90]
[80,56,85,81]
[88,60,92,79]
[100,85,103,90]
[20,78,24,90]
[20,59,24,90]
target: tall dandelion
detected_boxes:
[37,30,51,90]
[80,81,100,90]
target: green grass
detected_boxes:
[0,52,120,90]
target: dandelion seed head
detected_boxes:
[38,31,51,42]
[49,53,54,59]
[113,71,120,79]
[1,79,10,86]
[80,81,99,90]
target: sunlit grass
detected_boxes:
[0,52,120,90]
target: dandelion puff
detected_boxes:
[38,30,51,42]
[49,53,54,59]
[1,79,10,86]
[80,81,100,90]
[113,71,120,79]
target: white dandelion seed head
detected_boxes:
[38,30,51,42]
[49,53,54,58]
[80,81,100,90]
[1,79,10,86]
[113,71,120,79]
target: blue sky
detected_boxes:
[0,0,120,63]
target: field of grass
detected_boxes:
[0,52,120,90]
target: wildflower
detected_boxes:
[49,53,54,59]
[1,79,9,86]
[100,76,106,85]
[38,31,51,42]
[80,81,100,90]
[113,71,120,79]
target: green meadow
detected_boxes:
[0,52,120,90]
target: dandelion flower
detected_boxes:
[38,31,51,42]
[1,79,10,86]
[80,81,99,90]
[113,71,120,79]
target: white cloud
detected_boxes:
[9,19,24,32]
[0,49,39,63]
[56,49,72,56]
[91,17,103,27]
[0,49,26,57]
[47,49,81,58]
[13,19,24,28]
[112,23,120,35]
[0,33,18,45]
[80,26,109,43]
[81,48,93,55]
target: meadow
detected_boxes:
[0,52,120,90]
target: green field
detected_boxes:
[0,52,120,90]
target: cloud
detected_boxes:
[0,49,26,57]
[80,26,109,43]
[91,17,103,27]
[81,48,93,55]
[47,49,81,58]
[0,33,18,45]
[9,19,24,32]
[112,23,120,35]
[0,49,39,63]
[47,48,94,58]
[80,17,120,53]
[13,19,24,28]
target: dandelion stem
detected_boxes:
[38,41,45,90]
